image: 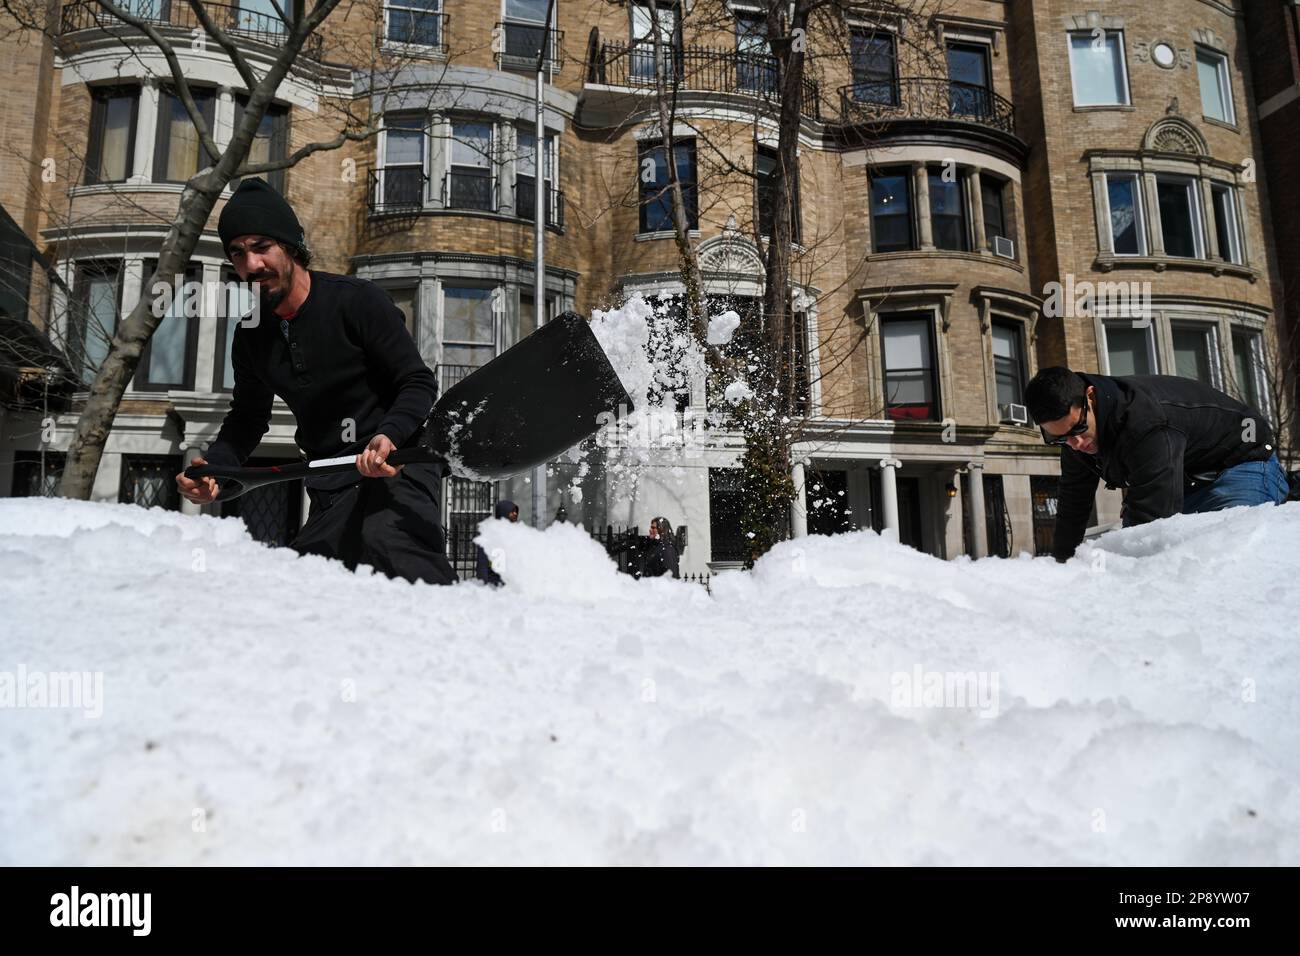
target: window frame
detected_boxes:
[85,85,140,185]
[515,125,558,224]
[945,39,992,118]
[637,138,697,234]
[447,117,497,212]
[1196,45,1235,125]
[1067,29,1131,107]
[991,318,1027,411]
[869,166,916,253]
[72,259,124,387]
[152,84,218,184]
[1230,327,1265,412]
[384,0,445,52]
[1210,182,1243,265]
[1155,174,1206,259]
[1169,319,1222,389]
[1099,319,1160,376]
[879,309,940,422]
[135,259,201,392]
[849,28,899,106]
[440,282,499,371]
[1102,171,1148,257]
[927,165,970,252]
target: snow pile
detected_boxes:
[2,497,1299,865]
[707,309,740,345]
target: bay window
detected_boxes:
[448,120,494,211]
[85,86,138,185]
[1171,322,1219,386]
[154,86,217,183]
[870,168,914,253]
[1105,173,1145,255]
[1156,176,1203,259]
[928,167,968,251]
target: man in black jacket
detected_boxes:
[175,179,456,585]
[1025,366,1289,563]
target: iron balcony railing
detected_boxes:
[513,178,564,229]
[383,8,447,54]
[496,20,563,70]
[442,170,498,213]
[587,40,822,120]
[839,77,1016,135]
[367,167,428,215]
[60,1,324,60]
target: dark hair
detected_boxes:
[284,240,313,269]
[652,517,674,542]
[1024,366,1087,424]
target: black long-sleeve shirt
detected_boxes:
[206,271,438,490]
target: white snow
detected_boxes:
[2,497,1299,865]
[724,380,754,404]
[707,310,741,345]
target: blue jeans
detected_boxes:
[1182,455,1290,514]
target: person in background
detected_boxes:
[642,516,680,579]
[476,499,519,586]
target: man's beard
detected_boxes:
[256,260,294,311]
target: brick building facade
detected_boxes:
[0,0,1290,573]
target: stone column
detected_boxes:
[944,467,964,559]
[790,460,808,538]
[214,86,236,154]
[914,163,934,249]
[968,168,986,253]
[1199,176,1220,260]
[967,461,988,558]
[131,78,160,183]
[879,458,901,541]
[195,261,223,392]
[1142,172,1164,256]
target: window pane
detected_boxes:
[452,123,492,167]
[851,32,896,104]
[99,94,134,181]
[981,178,1006,246]
[946,43,989,116]
[443,286,494,345]
[1105,324,1151,376]
[506,0,548,21]
[1232,331,1260,407]
[160,90,214,182]
[388,5,442,46]
[1212,186,1240,264]
[928,171,967,251]
[1197,49,1230,122]
[882,316,934,418]
[82,271,119,382]
[441,344,494,369]
[1158,179,1198,258]
[1069,33,1127,106]
[386,125,424,166]
[871,171,912,252]
[992,324,1022,407]
[1107,175,1141,255]
[1172,326,1213,383]
[149,296,187,385]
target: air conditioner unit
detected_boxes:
[1000,402,1029,425]
[993,235,1015,259]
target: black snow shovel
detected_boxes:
[183,311,634,500]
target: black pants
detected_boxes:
[291,464,458,586]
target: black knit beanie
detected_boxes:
[218,179,306,255]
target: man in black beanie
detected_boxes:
[175,179,457,585]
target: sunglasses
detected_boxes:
[1040,403,1088,446]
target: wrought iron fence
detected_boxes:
[60,1,324,60]
[514,178,565,228]
[443,170,497,212]
[436,363,475,394]
[119,454,181,510]
[367,167,428,215]
[838,77,1016,135]
[588,41,822,120]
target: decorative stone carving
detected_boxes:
[697,235,764,275]
[1143,115,1208,155]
